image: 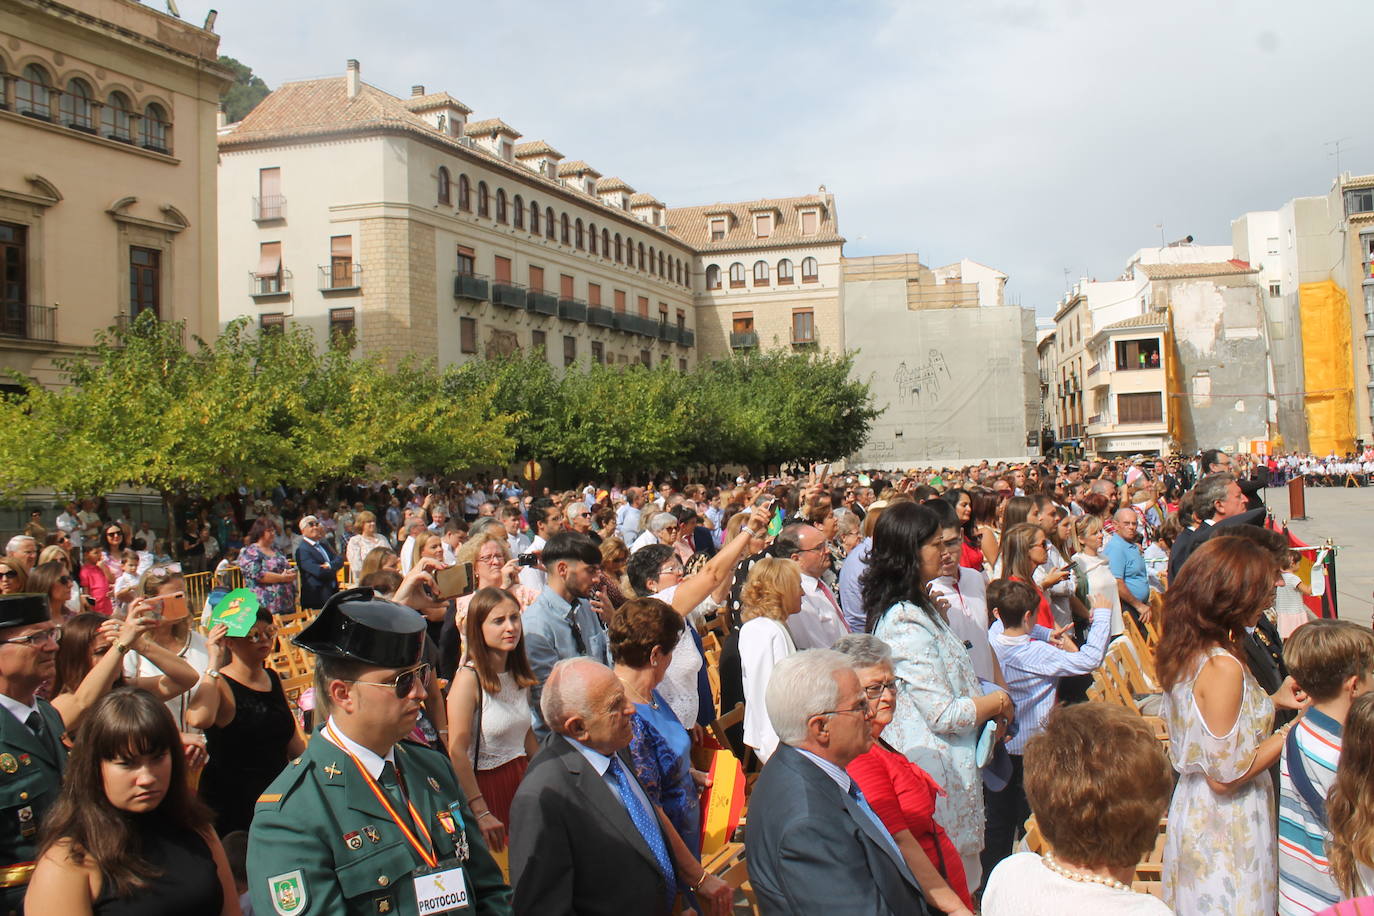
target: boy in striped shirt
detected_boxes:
[1278,620,1374,914]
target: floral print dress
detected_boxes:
[1161,647,1275,915]
[874,600,983,859]
[238,544,296,615]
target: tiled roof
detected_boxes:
[596,177,635,194]
[558,160,601,178]
[1136,260,1257,280]
[664,194,843,251]
[629,192,665,209]
[1101,311,1167,332]
[514,140,563,159]
[404,92,471,115]
[217,77,689,246]
[464,118,521,139]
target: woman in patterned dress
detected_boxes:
[862,501,1015,894]
[1156,536,1308,915]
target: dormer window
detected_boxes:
[709,218,726,242]
[754,213,772,238]
[621,195,630,210]
[500,141,513,161]
[585,179,595,195]
[800,210,818,235]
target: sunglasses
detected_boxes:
[0,570,19,580]
[3,626,62,647]
[350,663,433,698]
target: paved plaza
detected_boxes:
[1271,484,1373,628]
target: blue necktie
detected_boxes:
[849,782,905,862]
[608,756,675,907]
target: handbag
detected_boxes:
[465,666,484,769]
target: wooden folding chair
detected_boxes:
[704,842,757,914]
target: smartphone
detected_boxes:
[145,591,189,621]
[434,563,474,600]
[517,552,540,568]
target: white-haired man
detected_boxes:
[745,650,929,914]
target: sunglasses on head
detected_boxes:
[350,663,432,698]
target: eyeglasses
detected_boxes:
[0,570,19,580]
[815,699,873,719]
[57,575,72,585]
[862,680,898,699]
[350,663,433,698]
[246,627,279,644]
[658,564,684,577]
[3,627,62,647]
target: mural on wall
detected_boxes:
[893,349,954,406]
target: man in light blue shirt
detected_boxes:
[838,536,871,634]
[1103,509,1150,626]
[616,488,646,544]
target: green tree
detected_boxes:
[441,351,561,462]
[218,55,271,122]
[553,363,694,473]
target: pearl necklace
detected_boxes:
[1041,851,1134,893]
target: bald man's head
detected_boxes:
[540,658,633,755]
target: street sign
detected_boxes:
[523,460,542,481]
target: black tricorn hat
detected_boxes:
[293,587,425,668]
[0,594,49,630]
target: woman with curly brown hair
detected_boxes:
[1155,536,1308,915]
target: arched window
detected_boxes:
[530,201,540,234]
[437,167,452,205]
[560,213,570,245]
[705,265,721,290]
[61,78,94,131]
[17,64,51,119]
[648,246,656,275]
[753,260,769,287]
[683,262,691,290]
[477,181,490,217]
[141,102,169,152]
[575,218,585,250]
[801,257,818,282]
[544,207,555,240]
[589,222,598,254]
[513,194,524,228]
[495,188,508,223]
[659,251,665,277]
[101,90,132,141]
[728,263,745,288]
[614,234,623,263]
[637,242,645,270]
[602,228,610,257]
[458,174,471,211]
[676,259,683,285]
[777,259,794,284]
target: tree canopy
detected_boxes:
[218,55,271,122]
[0,318,880,501]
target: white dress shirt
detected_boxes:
[930,568,996,685]
[323,715,395,778]
[0,690,39,727]
[517,535,548,593]
[739,617,796,763]
[787,574,848,650]
[566,736,655,816]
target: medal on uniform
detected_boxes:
[0,754,16,774]
[323,762,342,779]
[376,897,393,913]
[344,831,362,850]
[363,825,381,844]
[427,776,440,791]
[17,754,30,767]
[436,810,456,835]
[17,805,33,838]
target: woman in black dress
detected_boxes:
[26,687,240,915]
[200,608,304,835]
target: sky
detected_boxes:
[195,0,1374,316]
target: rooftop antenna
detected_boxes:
[1326,137,1352,183]
[1156,222,1165,248]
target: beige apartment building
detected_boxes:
[1084,312,1169,456]
[1052,282,1090,450]
[666,192,844,358]
[0,0,231,388]
[218,62,697,372]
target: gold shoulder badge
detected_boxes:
[257,793,283,804]
[0,754,17,774]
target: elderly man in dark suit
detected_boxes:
[745,649,929,915]
[508,658,731,916]
[294,514,343,610]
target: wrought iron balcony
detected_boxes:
[558,297,588,322]
[587,306,615,328]
[250,271,291,298]
[253,196,286,222]
[453,272,490,301]
[730,331,759,349]
[658,321,678,342]
[680,328,695,348]
[492,281,527,310]
[0,303,56,342]
[526,289,558,317]
[318,264,362,292]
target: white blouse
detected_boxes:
[738,616,796,764]
[471,670,531,771]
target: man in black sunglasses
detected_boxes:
[248,587,511,916]
[0,594,66,913]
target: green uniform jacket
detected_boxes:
[248,735,512,916]
[0,698,66,916]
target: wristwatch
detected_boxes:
[204,669,221,680]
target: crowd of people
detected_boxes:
[0,449,1370,915]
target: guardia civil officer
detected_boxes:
[248,587,511,915]
[0,594,66,916]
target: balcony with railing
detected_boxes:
[587,305,615,328]
[4,77,174,153]
[319,264,362,292]
[658,321,679,343]
[558,296,588,322]
[730,330,759,349]
[253,196,286,222]
[680,328,695,348]
[526,288,559,317]
[453,272,490,302]
[0,303,56,343]
[492,280,527,310]
[250,271,291,299]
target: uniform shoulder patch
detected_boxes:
[268,869,308,915]
[254,756,310,810]
[257,793,282,804]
